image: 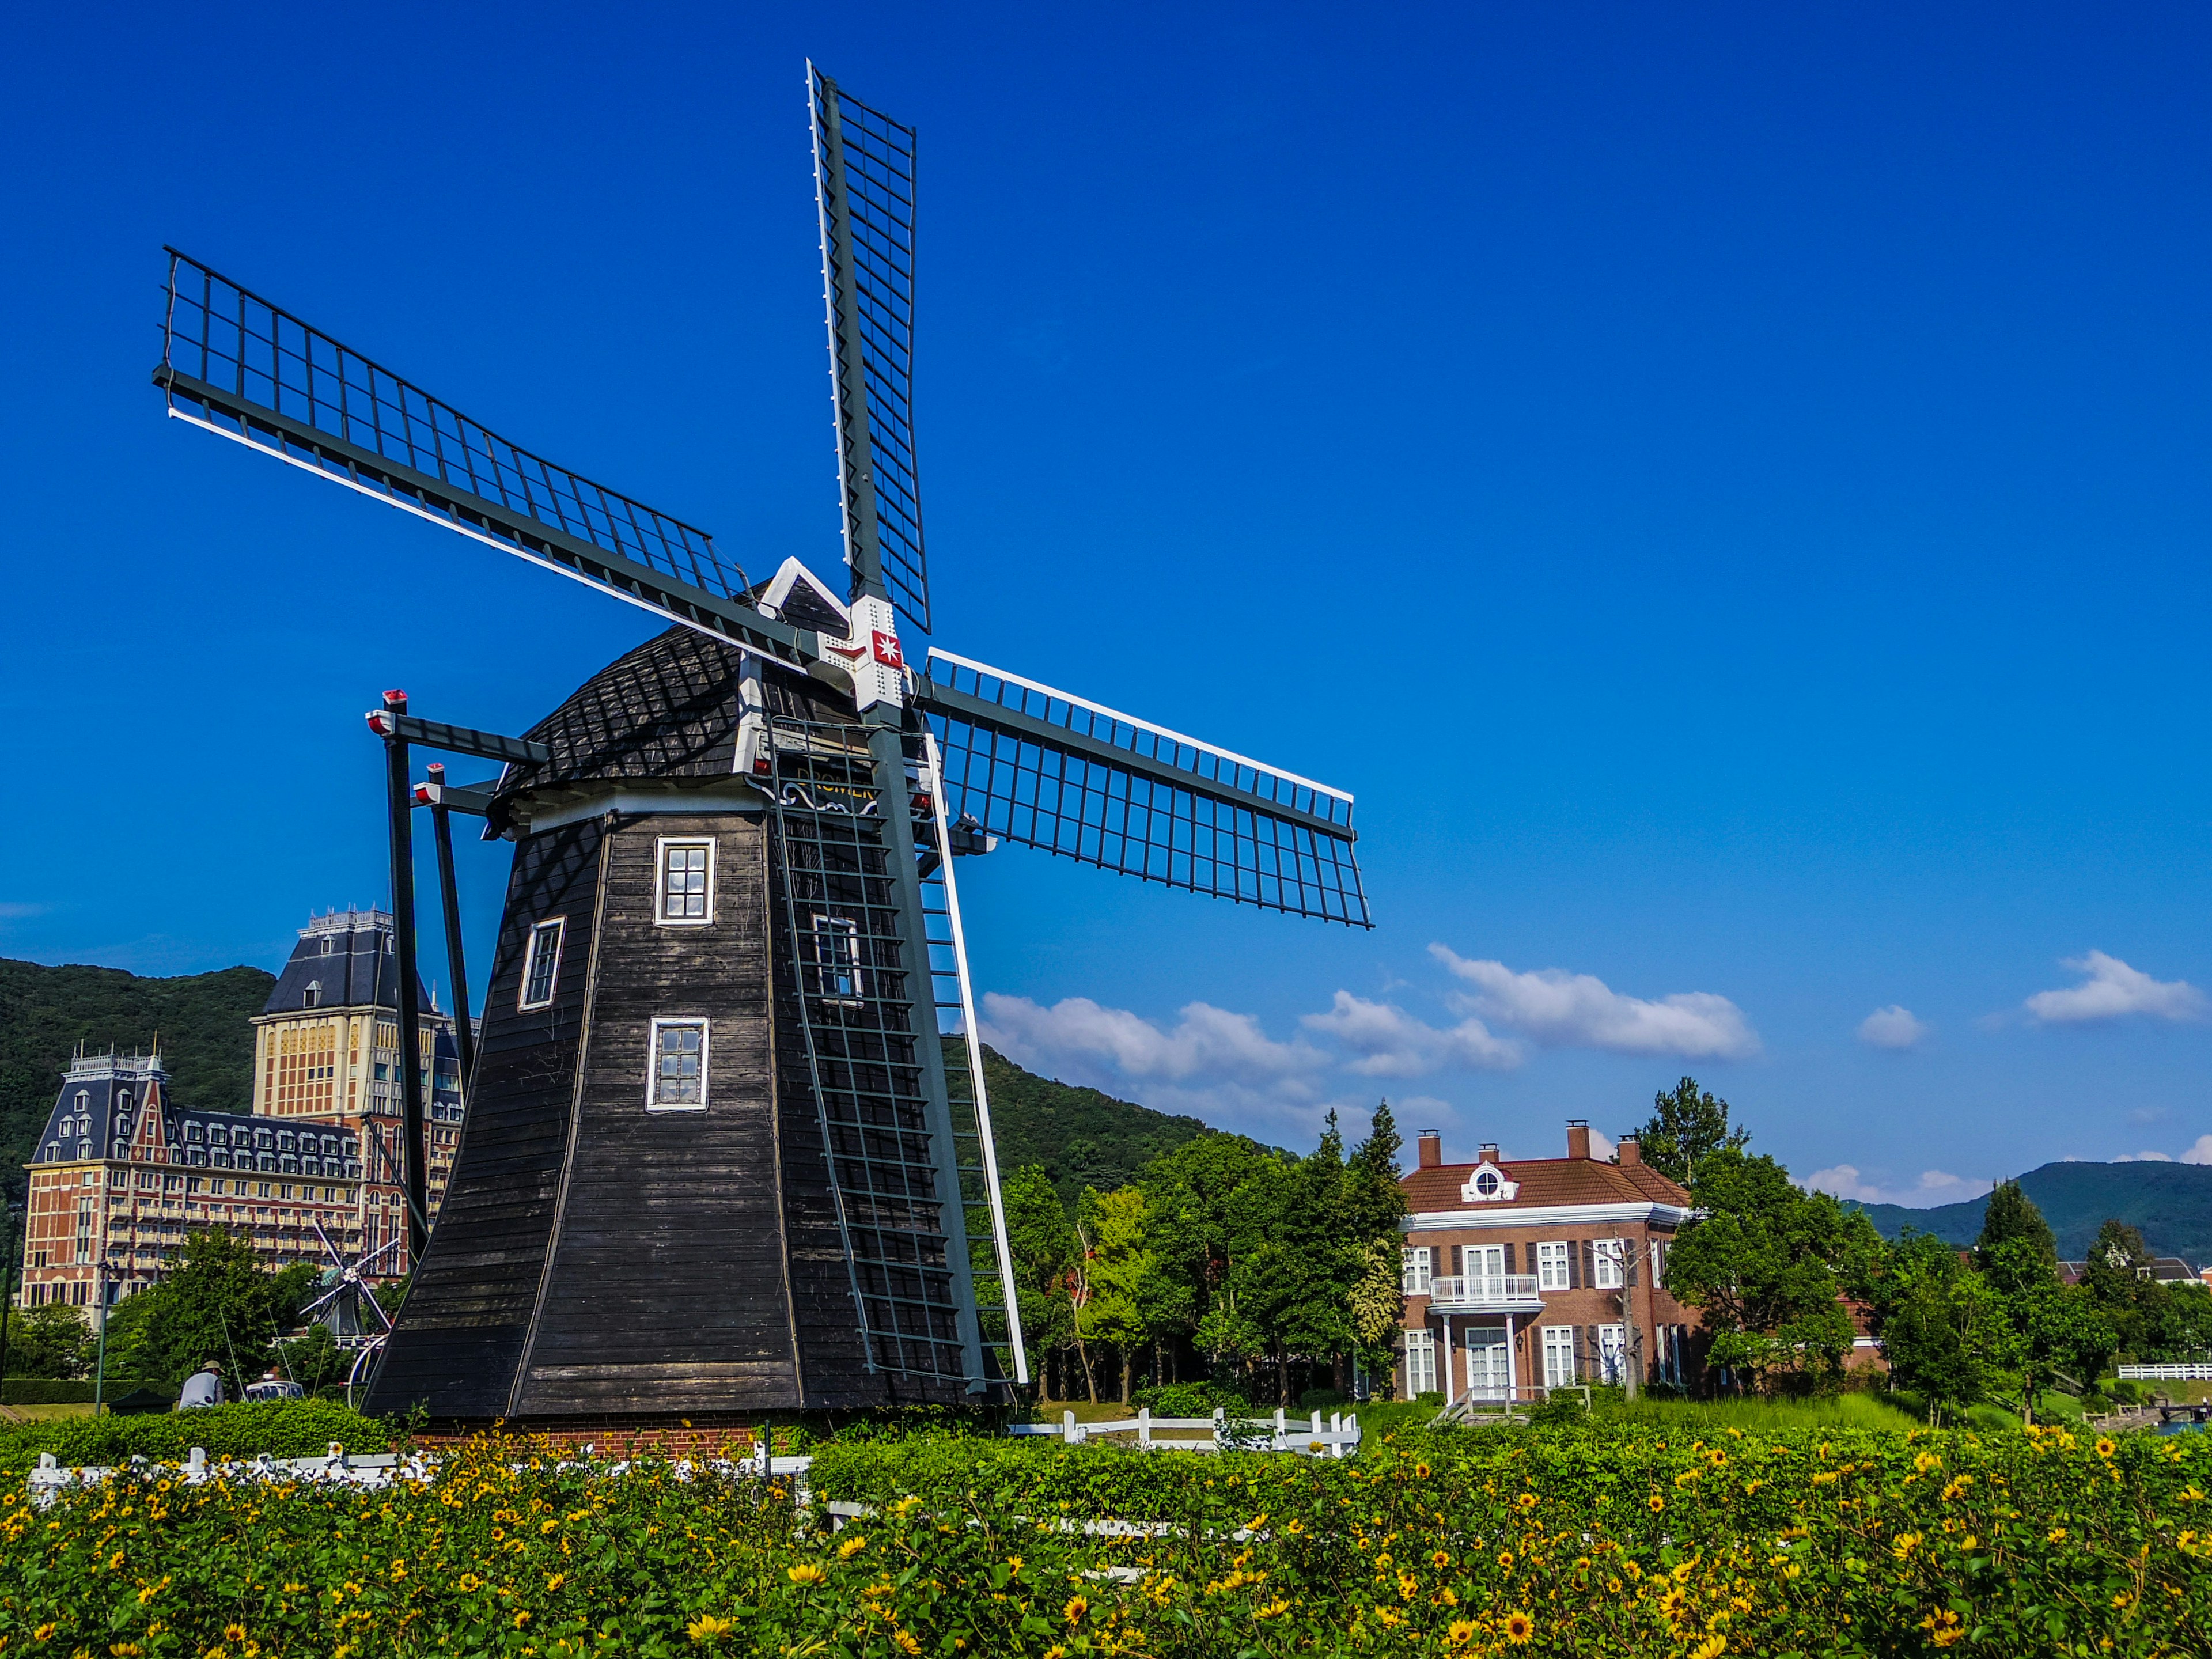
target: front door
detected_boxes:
[1464,1326,1510,1399]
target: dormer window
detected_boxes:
[303,981,321,1009]
[1459,1161,1521,1203]
[320,935,334,955]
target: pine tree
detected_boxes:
[1975,1180,2057,1282]
[1631,1077,1749,1190]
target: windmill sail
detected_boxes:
[811,66,931,635]
[153,250,813,669]
[920,650,1373,927]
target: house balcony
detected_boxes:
[1423,1274,1544,1313]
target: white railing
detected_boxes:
[2119,1363,2212,1381]
[1008,1407,1362,1458]
[1425,1273,1542,1308]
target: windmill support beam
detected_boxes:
[426,775,476,1091]
[153,365,823,671]
[376,714,547,767]
[915,678,1358,844]
[379,696,432,1267]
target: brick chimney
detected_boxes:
[1417,1130,1442,1169]
[1566,1119,1591,1161]
[1617,1135,1642,1167]
[1478,1141,1500,1165]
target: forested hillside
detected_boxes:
[0,958,274,1212]
[1850,1159,2212,1264]
[978,1046,1215,1207]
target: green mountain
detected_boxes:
[0,957,1208,1224]
[0,957,276,1216]
[978,1046,1212,1207]
[1849,1161,2212,1266]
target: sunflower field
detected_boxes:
[1,1419,2206,1656]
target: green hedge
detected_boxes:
[0,1398,391,1475]
[0,1378,176,1406]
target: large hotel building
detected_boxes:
[16,909,464,1312]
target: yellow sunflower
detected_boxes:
[1503,1609,1536,1645]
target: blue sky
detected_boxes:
[6,2,2212,1202]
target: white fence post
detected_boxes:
[1212,1407,1225,1451]
[1274,1407,1287,1450]
[1063,1410,1080,1445]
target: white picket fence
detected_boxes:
[1009,1407,1361,1457]
[2118,1364,2212,1382]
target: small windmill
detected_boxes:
[152,65,1369,1423]
[294,1221,400,1409]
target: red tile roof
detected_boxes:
[1402,1156,1691,1215]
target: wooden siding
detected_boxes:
[366,820,606,1418]
[512,813,806,1414]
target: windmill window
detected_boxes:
[519,917,567,1010]
[808,914,865,1001]
[655,839,715,925]
[646,1018,709,1111]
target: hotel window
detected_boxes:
[1400,1245,1432,1296]
[1593,1240,1625,1290]
[1542,1324,1577,1388]
[808,914,864,1001]
[1403,1328,1437,1397]
[647,1018,709,1111]
[518,917,566,1010]
[1536,1241,1572,1291]
[656,839,715,925]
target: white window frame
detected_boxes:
[1593,1238,1625,1290]
[654,837,717,927]
[1465,1243,1505,1283]
[1403,1327,1437,1396]
[809,912,865,1002]
[518,917,567,1012]
[1537,1241,1572,1291]
[1542,1324,1577,1388]
[646,1017,710,1112]
[1400,1245,1432,1295]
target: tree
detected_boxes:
[1871,1233,2019,1423]
[1075,1185,1180,1402]
[96,1228,317,1390]
[1630,1077,1749,1190]
[1975,1180,2057,1272]
[1001,1166,1078,1397]
[1662,1148,1881,1393]
[3,1301,96,1380]
[2080,1219,2162,1360]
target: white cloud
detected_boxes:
[0,902,49,919]
[1300,991,1521,1077]
[2116,1150,2175,1163]
[1429,945,1759,1059]
[2185,1136,2212,1166]
[1804,1165,1992,1207]
[2024,950,2209,1026]
[1588,1127,1617,1161]
[2118,1135,2212,1165]
[980,993,1325,1086]
[1857,1005,1929,1050]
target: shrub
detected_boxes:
[0,1398,390,1475]
[1298,1387,1347,1412]
[0,1378,172,1406]
[1132,1380,1244,1416]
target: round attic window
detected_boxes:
[1475,1169,1501,1197]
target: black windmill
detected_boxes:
[151,67,1372,1425]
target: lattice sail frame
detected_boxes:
[757,705,1024,1387]
[151,250,802,660]
[810,65,931,634]
[923,650,1372,927]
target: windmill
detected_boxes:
[294,1220,400,1409]
[151,66,1370,1425]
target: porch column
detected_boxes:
[1503,1312,1516,1404]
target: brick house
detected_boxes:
[1396,1122,1700,1401]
